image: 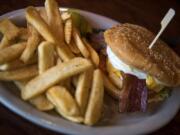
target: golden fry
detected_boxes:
[84,69,104,126]
[59,78,75,95]
[20,25,40,63]
[61,12,71,21]
[26,6,56,43]
[109,72,123,89]
[0,19,20,40]
[83,38,99,67]
[14,79,29,90]
[26,7,74,62]
[56,58,62,65]
[47,86,81,116]
[56,107,84,123]
[38,41,55,74]
[0,36,13,49]
[14,80,54,111]
[22,58,92,100]
[27,6,74,55]
[67,40,80,54]
[37,41,55,110]
[56,45,74,62]
[29,94,54,111]
[72,75,79,87]
[18,28,29,41]
[38,8,48,23]
[45,0,75,61]
[0,42,26,64]
[73,28,90,58]
[0,55,37,71]
[45,0,64,42]
[0,65,38,81]
[64,19,72,44]
[106,59,123,89]
[103,73,122,100]
[75,69,93,115]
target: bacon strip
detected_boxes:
[119,74,148,112]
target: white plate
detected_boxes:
[0,8,180,135]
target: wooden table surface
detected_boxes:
[0,0,179,135]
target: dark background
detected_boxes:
[0,0,179,135]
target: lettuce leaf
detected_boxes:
[148,88,171,103]
[68,9,92,36]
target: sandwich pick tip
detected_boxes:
[149,8,175,49]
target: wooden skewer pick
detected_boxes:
[149,8,175,49]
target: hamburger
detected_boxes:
[103,23,180,112]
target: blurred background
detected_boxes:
[0,0,179,135]
[0,0,179,38]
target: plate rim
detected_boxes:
[0,8,179,135]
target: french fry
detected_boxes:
[56,45,74,62]
[20,25,41,63]
[61,12,71,21]
[0,27,27,49]
[45,0,64,42]
[14,80,54,111]
[109,72,123,89]
[45,0,75,61]
[106,59,123,89]
[64,19,72,44]
[0,42,26,64]
[26,7,74,61]
[18,28,29,41]
[38,8,48,23]
[29,94,54,111]
[0,36,13,49]
[72,76,79,87]
[26,6,57,43]
[0,54,37,71]
[103,73,122,100]
[32,41,55,110]
[22,57,92,100]
[0,19,20,40]
[46,86,81,116]
[14,79,29,90]
[0,65,38,81]
[84,69,104,126]
[56,107,84,123]
[37,41,55,110]
[67,40,80,54]
[38,41,55,74]
[59,78,75,95]
[83,38,99,67]
[75,69,93,115]
[73,28,89,58]
[56,58,62,65]
[48,87,83,122]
